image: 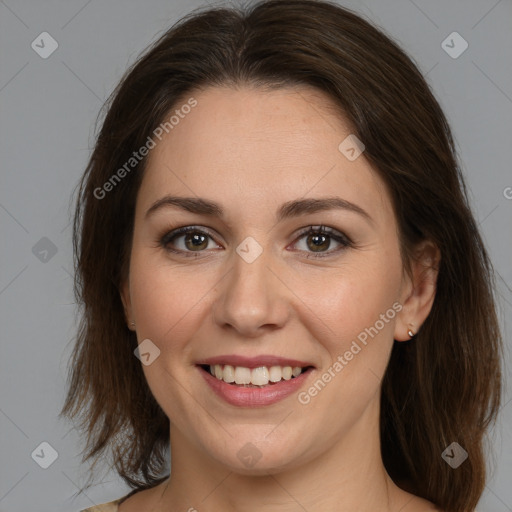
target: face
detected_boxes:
[121,85,425,474]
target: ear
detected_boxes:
[394,240,440,341]
[120,278,135,331]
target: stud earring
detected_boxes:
[407,326,415,338]
[130,321,136,328]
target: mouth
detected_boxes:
[197,364,315,388]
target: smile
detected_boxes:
[203,364,308,386]
[197,364,315,407]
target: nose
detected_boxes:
[212,244,291,338]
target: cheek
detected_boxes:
[291,252,402,395]
[292,266,401,421]
[129,254,210,350]
[293,259,400,341]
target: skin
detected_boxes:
[119,86,441,512]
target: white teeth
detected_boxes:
[208,364,305,386]
[223,364,235,383]
[292,366,302,377]
[234,366,252,384]
[251,367,270,385]
[282,366,293,380]
[269,365,282,382]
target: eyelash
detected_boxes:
[158,225,353,259]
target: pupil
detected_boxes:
[186,233,207,250]
[309,233,328,252]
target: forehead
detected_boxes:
[137,85,390,223]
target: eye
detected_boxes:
[290,225,352,258]
[159,226,220,257]
[159,224,352,259]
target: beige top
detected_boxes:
[80,490,136,512]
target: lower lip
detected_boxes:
[198,366,314,407]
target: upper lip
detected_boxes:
[196,355,315,369]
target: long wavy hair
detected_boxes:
[60,1,503,510]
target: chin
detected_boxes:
[206,435,308,476]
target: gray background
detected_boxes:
[0,0,511,511]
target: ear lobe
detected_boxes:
[394,240,440,341]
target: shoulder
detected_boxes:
[79,490,136,512]
[116,478,170,512]
[80,500,120,512]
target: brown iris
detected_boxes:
[306,232,330,252]
[184,232,209,251]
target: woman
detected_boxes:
[61,1,503,511]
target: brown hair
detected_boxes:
[60,1,503,510]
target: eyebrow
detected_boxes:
[145,195,373,224]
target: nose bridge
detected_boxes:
[213,237,288,335]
